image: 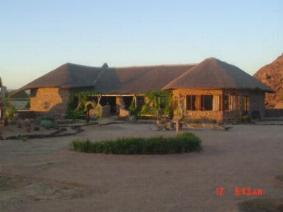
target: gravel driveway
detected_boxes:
[0,123,283,212]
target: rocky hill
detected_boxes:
[254,54,283,108]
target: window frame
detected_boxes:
[186,95,197,111]
[242,96,249,113]
[223,95,230,111]
[201,95,213,111]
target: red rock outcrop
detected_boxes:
[254,54,283,108]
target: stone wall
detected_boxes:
[28,87,266,121]
[172,89,224,122]
[30,88,70,117]
[265,109,283,117]
[223,89,265,120]
[172,89,266,122]
[249,91,265,118]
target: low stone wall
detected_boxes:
[185,111,223,123]
[223,111,241,122]
[16,111,37,119]
[265,109,283,117]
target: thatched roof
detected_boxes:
[19,58,271,94]
[164,58,272,92]
[20,63,194,94]
[9,90,29,99]
[96,65,195,94]
[21,63,102,89]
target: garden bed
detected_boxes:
[4,126,83,140]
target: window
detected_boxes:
[223,95,237,111]
[243,96,249,112]
[30,88,37,97]
[223,95,229,111]
[186,95,196,111]
[201,95,213,111]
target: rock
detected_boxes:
[254,54,283,108]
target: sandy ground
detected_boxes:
[0,123,283,212]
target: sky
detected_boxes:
[0,0,282,89]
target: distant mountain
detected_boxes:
[254,54,283,108]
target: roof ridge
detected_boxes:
[64,62,103,69]
[92,67,109,86]
[114,63,197,69]
[163,58,224,89]
[61,62,197,70]
[163,57,272,91]
[162,66,196,89]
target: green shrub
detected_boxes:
[36,116,55,122]
[140,90,172,118]
[129,101,140,117]
[39,119,58,129]
[3,98,16,122]
[72,133,202,154]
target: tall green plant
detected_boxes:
[128,98,140,117]
[140,90,172,119]
[3,97,16,123]
[65,90,100,119]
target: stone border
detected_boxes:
[3,126,84,140]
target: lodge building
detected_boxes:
[17,58,271,122]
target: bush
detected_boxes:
[72,133,202,154]
[39,119,58,129]
[2,98,16,123]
